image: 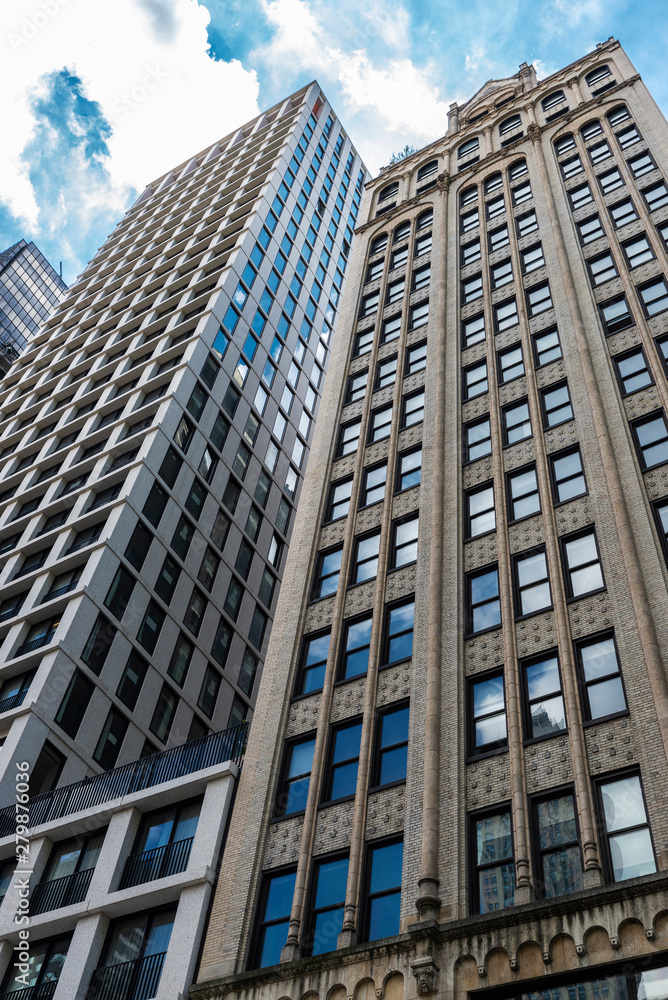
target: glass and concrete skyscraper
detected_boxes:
[0,83,365,998]
[194,38,668,1000]
[0,239,67,375]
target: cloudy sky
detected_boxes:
[2,0,667,283]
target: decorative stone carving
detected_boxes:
[411,959,439,995]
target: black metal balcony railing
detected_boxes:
[86,951,165,1000]
[0,980,58,1000]
[15,630,56,658]
[0,721,247,838]
[31,865,95,915]
[41,580,78,604]
[0,687,29,714]
[120,836,193,890]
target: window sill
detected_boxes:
[522,729,568,747]
[269,809,306,825]
[582,709,630,727]
[566,586,607,603]
[552,492,589,508]
[379,656,412,671]
[369,779,406,794]
[319,794,355,809]
[465,624,503,639]
[515,605,554,622]
[465,528,497,542]
[466,746,508,763]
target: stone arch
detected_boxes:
[516,940,544,979]
[453,955,479,1000]
[618,916,649,954]
[583,925,615,965]
[353,977,376,1000]
[327,986,347,1000]
[549,932,579,971]
[485,947,512,984]
[652,908,668,946]
[382,971,404,1000]
[301,991,319,1000]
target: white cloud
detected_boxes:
[0,0,260,229]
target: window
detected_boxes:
[467,484,495,538]
[249,605,267,649]
[462,240,481,265]
[415,232,432,256]
[376,357,397,389]
[390,245,408,270]
[323,719,362,802]
[155,555,180,603]
[386,278,404,303]
[516,210,538,236]
[462,314,485,349]
[171,515,195,558]
[352,530,380,583]
[639,277,668,317]
[116,650,148,711]
[498,345,524,382]
[467,566,501,633]
[297,631,330,695]
[569,183,593,209]
[551,447,587,502]
[527,282,552,316]
[599,167,624,193]
[491,259,513,289]
[521,243,545,273]
[600,294,633,335]
[562,529,604,597]
[185,478,207,521]
[458,137,479,158]
[589,140,612,164]
[104,566,136,620]
[494,297,518,331]
[514,548,552,616]
[169,633,194,684]
[306,855,349,956]
[374,704,409,787]
[158,446,182,488]
[327,477,353,520]
[406,341,427,374]
[554,133,575,155]
[363,840,403,942]
[632,412,668,468]
[471,808,515,913]
[542,89,565,113]
[417,159,438,181]
[464,360,488,398]
[378,181,398,202]
[54,670,93,738]
[38,830,104,909]
[486,195,505,219]
[370,233,388,255]
[576,633,627,721]
[533,791,583,897]
[463,274,484,304]
[596,772,656,882]
[628,152,655,178]
[508,466,540,520]
[362,462,387,506]
[656,335,668,373]
[346,370,367,403]
[614,347,652,395]
[586,64,612,87]
[393,221,410,242]
[541,382,573,427]
[644,181,668,211]
[465,417,492,462]
[366,258,384,282]
[397,447,421,490]
[369,405,392,442]
[361,291,379,316]
[354,327,374,357]
[610,198,637,228]
[402,390,424,427]
[200,546,221,589]
[499,114,521,135]
[461,208,480,233]
[81,613,116,674]
[173,415,195,453]
[417,209,433,229]
[384,599,414,664]
[392,514,418,568]
[340,615,373,680]
[410,301,429,331]
[337,419,361,457]
[521,653,566,739]
[588,251,618,286]
[0,934,71,995]
[489,225,509,252]
[382,314,401,343]
[143,481,168,527]
[607,104,631,128]
[137,600,166,652]
[576,214,605,245]
[469,671,507,755]
[503,400,531,445]
[561,155,583,179]
[94,708,128,770]
[413,265,430,291]
[253,869,296,968]
[313,546,342,598]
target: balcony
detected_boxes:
[120,836,193,890]
[15,630,56,657]
[0,688,28,714]
[0,981,58,1000]
[31,866,95,915]
[86,951,165,1000]
[41,581,78,604]
[0,721,247,838]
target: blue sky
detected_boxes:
[1,0,668,284]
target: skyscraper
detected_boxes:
[0,239,67,376]
[194,38,668,1000]
[0,84,365,998]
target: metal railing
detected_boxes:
[86,951,165,1000]
[0,980,58,1000]
[41,580,77,604]
[120,837,193,890]
[15,630,56,658]
[0,688,28,714]
[31,865,95,915]
[0,721,247,837]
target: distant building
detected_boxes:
[0,239,66,375]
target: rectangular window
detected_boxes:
[410,301,429,329]
[313,546,342,598]
[644,181,668,211]
[498,345,524,383]
[369,405,392,442]
[171,515,195,558]
[297,631,330,695]
[516,211,538,236]
[223,578,243,621]
[355,328,374,356]
[104,566,136,621]
[386,279,405,304]
[610,198,638,228]
[362,463,387,506]
[384,599,414,665]
[638,277,668,317]
[461,208,479,232]
[415,232,432,256]
[327,477,353,521]
[576,633,627,721]
[595,772,656,882]
[562,529,605,598]
[589,252,618,286]
[467,484,495,538]
[382,314,401,343]
[55,670,94,739]
[471,808,515,914]
[340,615,373,680]
[362,839,403,942]
[137,600,166,652]
[116,650,148,710]
[392,514,418,567]
[489,225,509,251]
[632,412,668,469]
[463,314,485,348]
[464,361,488,399]
[569,183,593,209]
[94,708,128,770]
[397,448,421,490]
[533,791,583,898]
[169,633,194,684]
[462,240,481,265]
[521,243,545,273]
[465,417,492,462]
[155,555,180,604]
[600,294,633,335]
[323,719,362,802]
[402,390,424,427]
[599,168,624,194]
[249,605,268,649]
[577,214,605,244]
[561,155,583,178]
[81,614,116,675]
[374,704,409,787]
[522,653,566,739]
[550,446,587,503]
[361,292,379,316]
[514,548,552,616]
[253,869,296,968]
[306,854,349,956]
[412,264,431,290]
[486,195,505,219]
[628,152,655,177]
[462,274,483,302]
[527,282,552,316]
[376,357,397,389]
[491,259,513,289]
[622,235,654,269]
[589,139,611,163]
[503,400,531,445]
[346,369,368,403]
[469,671,507,755]
[352,531,380,583]
[406,341,427,374]
[198,665,221,718]
[512,180,532,204]
[533,328,562,367]
[614,347,652,395]
[494,297,518,331]
[467,566,501,634]
[541,382,574,427]
[508,466,540,520]
[143,482,168,527]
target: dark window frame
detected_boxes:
[467,667,508,759]
[560,527,606,601]
[574,629,629,725]
[520,649,567,744]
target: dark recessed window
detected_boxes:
[514,548,552,616]
[614,347,652,395]
[561,529,604,598]
[466,566,501,634]
[397,448,421,491]
[466,484,495,538]
[522,653,566,739]
[532,790,583,898]
[55,670,94,739]
[595,772,656,882]
[116,650,149,710]
[81,613,116,675]
[103,566,136,621]
[599,294,633,335]
[374,704,409,787]
[503,400,531,445]
[508,466,540,520]
[297,631,330,695]
[465,417,491,462]
[137,600,166,652]
[323,719,362,802]
[253,869,296,969]
[469,671,507,755]
[306,855,349,956]
[576,633,627,721]
[632,411,668,469]
[94,708,128,770]
[471,808,515,914]
[362,839,402,942]
[340,615,373,680]
[313,547,342,599]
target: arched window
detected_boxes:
[417,159,438,182]
[607,105,631,128]
[484,173,503,195]
[460,186,478,208]
[554,133,576,156]
[585,64,611,88]
[417,209,433,230]
[370,234,388,256]
[508,160,528,181]
[499,114,521,136]
[458,137,479,159]
[378,181,399,202]
[542,90,566,113]
[393,221,411,243]
[580,120,603,141]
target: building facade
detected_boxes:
[0,240,67,376]
[194,39,668,1000]
[0,84,365,997]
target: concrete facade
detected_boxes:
[194,39,668,1000]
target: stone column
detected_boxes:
[55,912,109,1000]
